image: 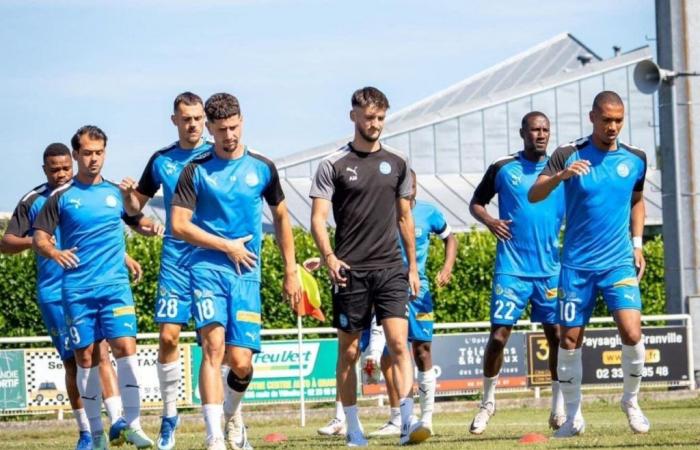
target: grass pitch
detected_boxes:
[1,396,699,449]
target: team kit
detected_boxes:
[1,86,650,449]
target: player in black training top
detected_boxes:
[310,87,429,447]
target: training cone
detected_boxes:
[264,432,288,443]
[518,432,548,444]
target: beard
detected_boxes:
[358,126,381,143]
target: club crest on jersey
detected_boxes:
[346,166,358,181]
[105,195,118,208]
[339,313,349,328]
[69,198,82,209]
[495,284,504,295]
[616,163,630,178]
[379,161,391,175]
[415,227,423,238]
[245,172,259,187]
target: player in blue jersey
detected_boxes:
[120,92,213,450]
[361,171,457,438]
[529,92,649,437]
[171,93,301,450]
[0,143,141,450]
[469,112,566,434]
[33,126,161,449]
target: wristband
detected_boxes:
[632,236,643,249]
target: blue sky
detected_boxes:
[0,0,655,211]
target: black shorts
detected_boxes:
[332,266,409,333]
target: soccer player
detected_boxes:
[309,86,428,447]
[119,92,213,450]
[468,112,566,434]
[33,126,158,449]
[0,143,139,450]
[529,91,649,437]
[364,170,457,437]
[171,92,301,450]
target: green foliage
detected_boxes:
[0,229,668,336]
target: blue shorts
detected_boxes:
[490,274,559,326]
[190,269,262,353]
[63,283,137,349]
[154,261,192,325]
[559,265,641,327]
[38,300,73,360]
[408,290,433,342]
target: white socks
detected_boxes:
[389,407,401,426]
[73,408,90,433]
[77,366,103,435]
[551,380,565,416]
[417,369,436,423]
[557,348,583,421]
[103,395,122,425]
[222,365,234,418]
[158,361,181,418]
[482,375,498,406]
[203,403,224,441]
[399,397,414,431]
[621,341,645,405]
[116,355,141,429]
[334,401,346,421]
[344,405,362,434]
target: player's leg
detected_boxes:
[531,276,565,429]
[317,391,347,435]
[222,279,260,450]
[360,316,385,383]
[410,290,435,430]
[599,266,649,433]
[369,351,401,437]
[97,339,122,428]
[101,284,153,447]
[554,268,596,438]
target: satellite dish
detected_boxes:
[633,60,675,94]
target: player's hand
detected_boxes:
[141,221,165,237]
[224,235,257,274]
[325,254,350,287]
[124,254,143,284]
[119,177,139,196]
[282,267,302,309]
[558,160,591,180]
[49,235,57,245]
[634,248,646,281]
[436,266,453,288]
[51,247,80,269]
[408,268,420,299]
[486,217,512,241]
[303,257,321,272]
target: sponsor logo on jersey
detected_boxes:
[204,174,218,187]
[164,161,179,176]
[616,162,630,178]
[416,312,434,321]
[245,331,257,341]
[613,277,638,288]
[237,311,261,324]
[546,288,558,300]
[105,195,118,208]
[346,166,358,181]
[69,198,82,209]
[245,172,259,187]
[510,174,522,186]
[113,305,135,317]
[379,161,391,175]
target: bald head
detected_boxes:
[592,90,624,112]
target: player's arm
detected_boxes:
[436,232,458,288]
[269,201,302,307]
[119,153,161,215]
[631,189,646,281]
[310,198,348,286]
[0,199,34,254]
[170,164,255,274]
[127,214,164,237]
[32,195,79,269]
[470,164,512,240]
[397,197,420,297]
[529,147,590,203]
[124,253,143,283]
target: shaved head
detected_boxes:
[592,90,624,112]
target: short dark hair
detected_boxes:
[204,93,241,122]
[71,125,107,151]
[173,91,203,112]
[593,90,624,111]
[43,143,71,163]
[351,87,390,110]
[521,111,549,130]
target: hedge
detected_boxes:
[0,229,665,337]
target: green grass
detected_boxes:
[2,397,699,449]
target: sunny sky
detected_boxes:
[1,0,655,211]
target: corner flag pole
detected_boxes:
[297,313,306,427]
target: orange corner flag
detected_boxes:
[296,263,325,321]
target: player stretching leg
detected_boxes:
[172,93,301,450]
[530,91,650,437]
[33,126,159,449]
[120,92,213,450]
[469,112,566,434]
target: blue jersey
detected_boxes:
[541,137,646,270]
[6,183,63,302]
[473,151,565,277]
[137,140,213,268]
[172,147,285,281]
[400,201,450,295]
[33,178,142,289]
